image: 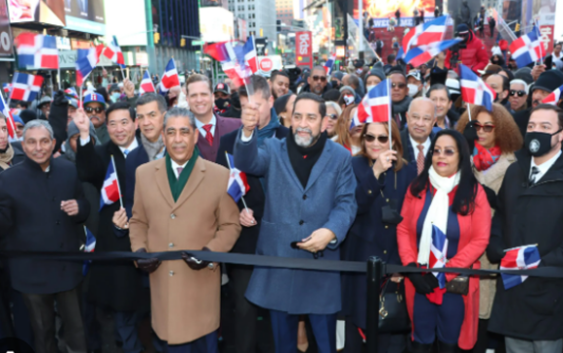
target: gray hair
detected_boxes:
[163,107,196,130]
[325,101,342,117]
[408,97,437,118]
[23,120,54,140]
[510,79,529,94]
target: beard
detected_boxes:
[294,127,319,147]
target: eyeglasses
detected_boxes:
[85,106,105,114]
[312,75,327,82]
[474,123,495,133]
[509,90,526,97]
[364,134,389,144]
[327,114,338,120]
[432,148,457,156]
[391,82,407,89]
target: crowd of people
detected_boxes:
[1,18,563,353]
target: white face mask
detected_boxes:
[343,94,355,106]
[366,85,376,92]
[408,84,419,97]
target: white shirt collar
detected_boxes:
[195,114,217,129]
[119,138,139,158]
[171,159,189,179]
[409,133,431,157]
[531,150,562,183]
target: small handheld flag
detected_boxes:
[226,152,250,203]
[500,245,541,290]
[203,41,231,62]
[76,47,99,87]
[353,79,391,128]
[103,36,125,66]
[9,72,44,102]
[159,59,180,93]
[542,84,563,106]
[139,70,156,95]
[99,155,123,210]
[402,15,449,53]
[324,54,336,76]
[459,64,496,112]
[15,33,59,69]
[404,38,462,68]
[429,225,448,289]
[0,91,16,138]
[509,27,545,68]
[242,36,258,73]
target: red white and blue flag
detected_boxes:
[103,36,126,68]
[99,159,121,210]
[10,72,44,102]
[226,153,250,203]
[3,83,12,94]
[203,41,230,62]
[16,33,59,69]
[242,36,258,73]
[0,91,16,138]
[159,59,180,93]
[352,79,391,128]
[542,84,563,106]
[404,38,462,68]
[501,245,541,290]
[139,70,156,95]
[429,225,448,289]
[324,54,336,76]
[460,64,496,112]
[509,27,545,68]
[82,227,96,276]
[402,15,449,53]
[76,47,100,86]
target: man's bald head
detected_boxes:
[406,97,437,143]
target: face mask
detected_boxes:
[366,85,375,92]
[407,84,419,97]
[111,92,121,101]
[343,94,355,106]
[215,98,231,110]
[525,130,562,157]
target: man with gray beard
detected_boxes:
[233,92,357,353]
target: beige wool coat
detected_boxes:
[473,153,516,319]
[129,156,241,344]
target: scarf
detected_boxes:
[392,95,412,115]
[417,167,461,266]
[286,129,328,188]
[141,134,165,161]
[257,109,281,146]
[473,143,501,172]
[166,147,200,202]
[0,143,14,171]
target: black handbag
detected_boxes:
[445,275,469,295]
[378,279,411,333]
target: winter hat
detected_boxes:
[19,109,38,124]
[366,62,386,83]
[332,71,345,81]
[532,70,563,93]
[514,67,534,85]
[323,89,341,102]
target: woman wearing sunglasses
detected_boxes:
[397,130,491,353]
[456,103,522,353]
[341,120,416,353]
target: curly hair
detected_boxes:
[334,103,357,148]
[456,103,523,153]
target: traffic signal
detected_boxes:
[277,20,281,32]
[180,38,186,47]
[154,32,160,44]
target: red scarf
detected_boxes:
[473,143,501,172]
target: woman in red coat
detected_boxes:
[397,130,491,353]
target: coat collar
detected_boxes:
[474,153,515,188]
[154,156,206,210]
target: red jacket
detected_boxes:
[445,30,489,74]
[397,184,491,350]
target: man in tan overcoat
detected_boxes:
[129,107,241,352]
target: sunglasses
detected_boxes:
[474,123,495,133]
[432,148,457,157]
[312,75,327,82]
[391,82,407,89]
[364,134,389,144]
[509,90,526,97]
[85,106,105,114]
[327,114,338,120]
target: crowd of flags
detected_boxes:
[203,36,258,87]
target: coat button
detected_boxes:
[386,199,389,203]
[368,190,372,194]
[169,243,174,248]
[303,194,307,200]
[299,220,304,225]
[169,270,174,276]
[385,225,389,229]
[383,250,387,254]
[170,214,176,219]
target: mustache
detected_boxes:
[295,127,312,135]
[172,143,187,149]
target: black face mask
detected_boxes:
[525,130,562,157]
[215,98,231,110]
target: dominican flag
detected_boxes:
[242,36,258,73]
[0,91,16,138]
[65,87,79,99]
[509,27,545,68]
[3,83,11,94]
[82,227,96,276]
[501,245,541,290]
[76,47,100,87]
[542,84,563,105]
[139,70,156,95]
[404,38,462,68]
[226,153,250,203]
[203,41,231,62]
[460,64,496,112]
[429,225,448,289]
[324,54,336,76]
[10,72,44,102]
[99,159,121,210]
[15,33,59,69]
[402,15,449,53]
[103,36,126,67]
[352,79,391,128]
[159,59,180,93]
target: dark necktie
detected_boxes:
[529,166,539,186]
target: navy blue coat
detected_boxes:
[234,129,357,314]
[0,157,90,294]
[341,156,416,328]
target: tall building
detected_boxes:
[276,0,294,26]
[228,0,276,42]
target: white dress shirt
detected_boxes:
[409,134,431,160]
[80,136,138,158]
[171,159,188,179]
[531,150,562,184]
[195,115,217,139]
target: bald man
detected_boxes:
[400,97,437,175]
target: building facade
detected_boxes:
[228,0,276,42]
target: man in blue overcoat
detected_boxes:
[234,92,357,353]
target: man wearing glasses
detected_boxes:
[83,93,109,144]
[303,66,331,96]
[508,79,528,112]
[389,70,412,129]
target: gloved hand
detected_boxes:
[424,272,440,289]
[182,247,213,271]
[463,120,478,153]
[135,248,161,274]
[406,263,435,294]
[53,90,69,107]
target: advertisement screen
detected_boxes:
[8,0,66,26]
[0,0,13,58]
[354,0,435,28]
[105,0,146,46]
[200,7,234,43]
[521,0,557,53]
[65,0,106,35]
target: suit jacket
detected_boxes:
[0,157,90,294]
[216,125,289,254]
[400,129,436,165]
[198,115,241,162]
[129,157,241,344]
[233,130,357,314]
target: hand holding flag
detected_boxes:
[139,70,156,95]
[159,59,180,93]
[99,156,123,210]
[353,79,391,129]
[225,152,250,204]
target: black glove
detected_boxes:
[463,120,478,153]
[482,184,498,209]
[406,263,435,295]
[182,247,212,271]
[424,272,440,289]
[53,90,69,107]
[135,248,161,274]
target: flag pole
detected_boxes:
[225,151,250,213]
[110,154,124,209]
[535,22,543,65]
[387,79,392,150]
[467,102,472,121]
[79,86,83,108]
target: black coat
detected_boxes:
[513,108,530,138]
[341,156,417,328]
[400,129,436,165]
[0,157,90,294]
[488,150,563,340]
[215,125,289,254]
[75,139,149,312]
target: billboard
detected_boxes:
[104,0,146,46]
[295,31,312,69]
[199,7,234,43]
[8,0,66,26]
[65,0,106,35]
[353,0,435,28]
[0,0,13,58]
[520,0,557,53]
